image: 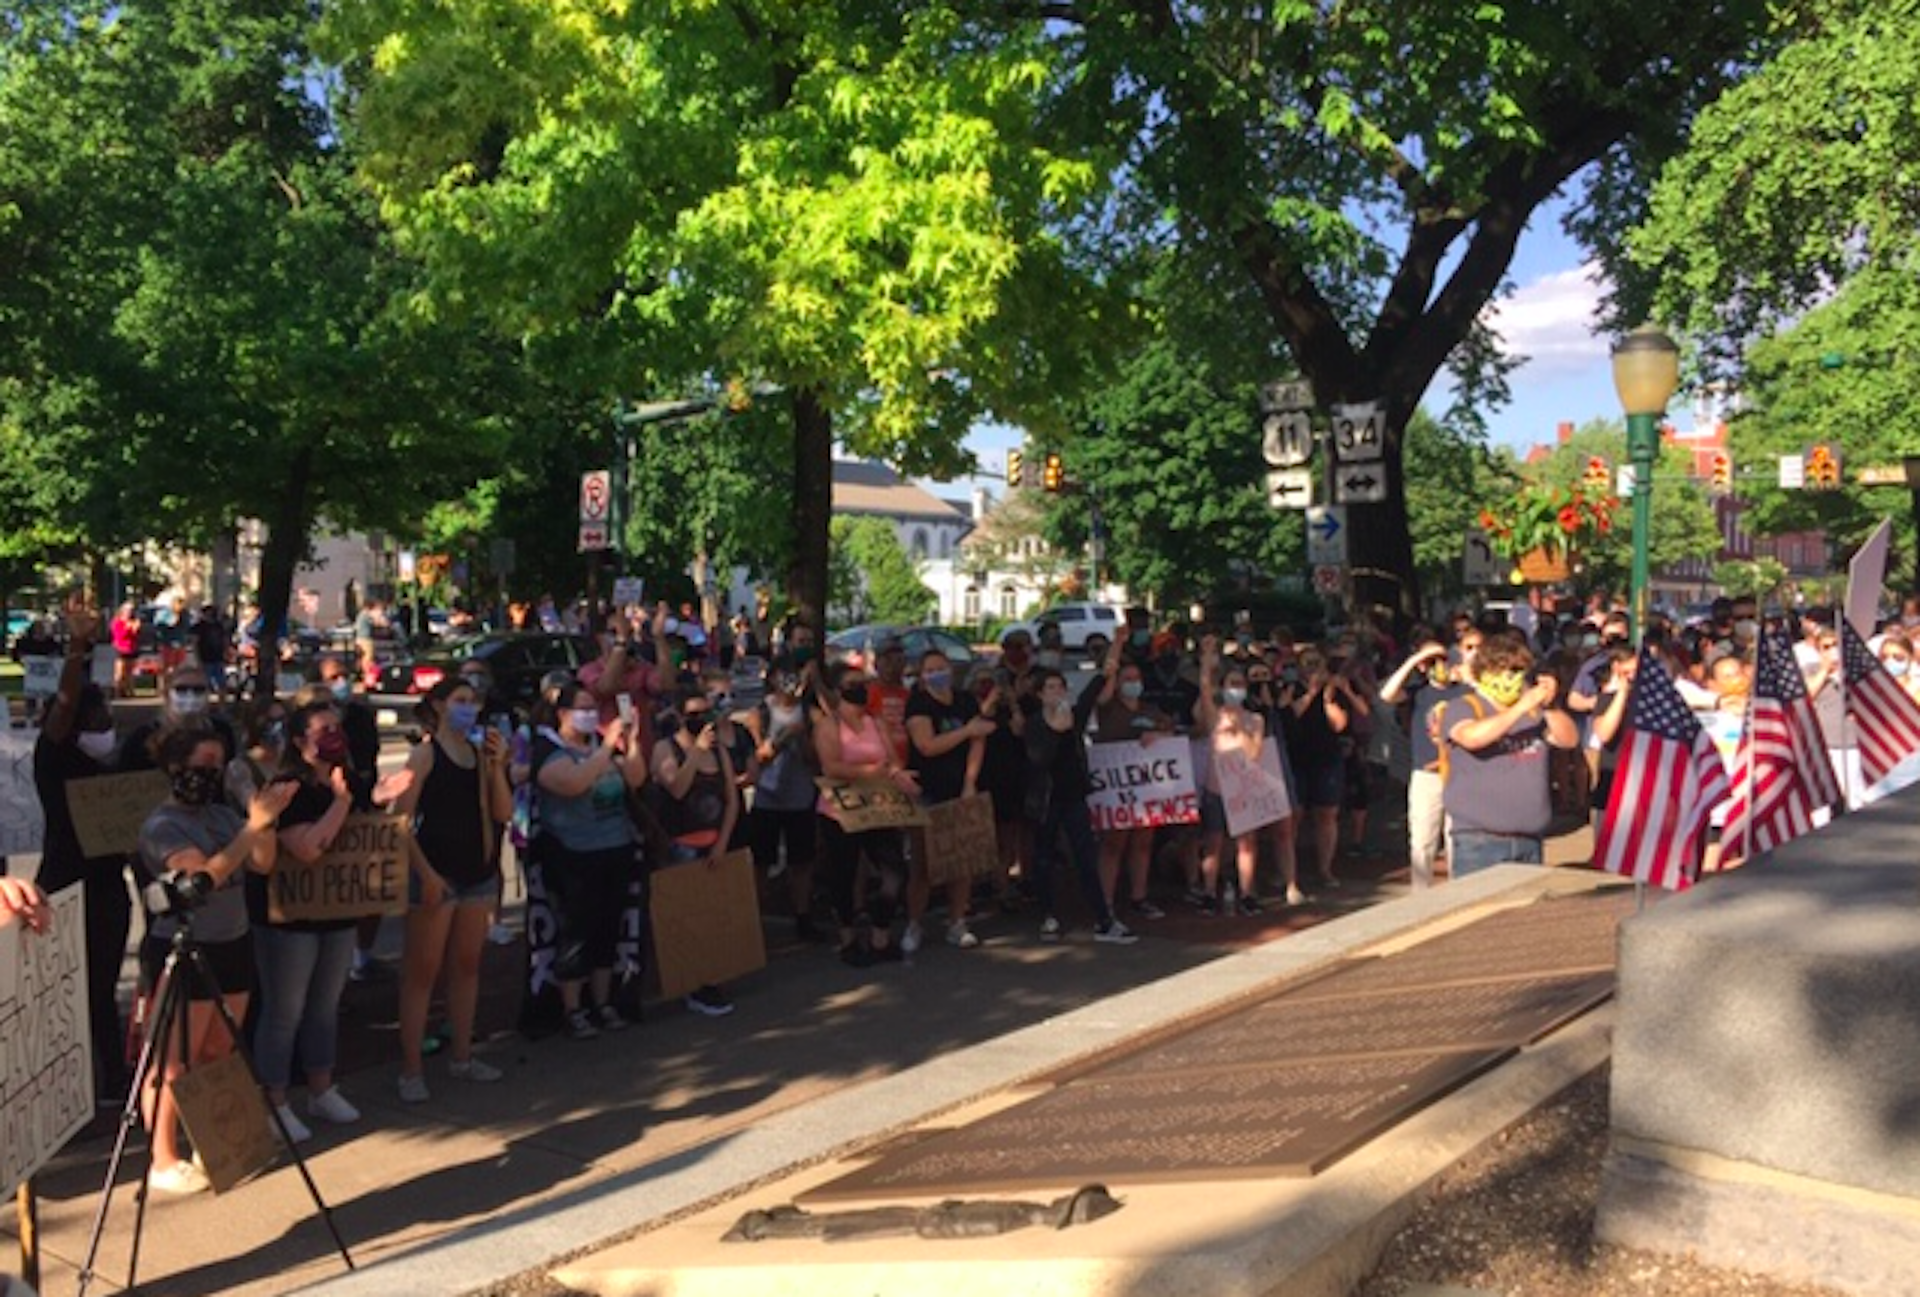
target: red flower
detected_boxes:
[1557,505,1580,534]
[1596,513,1613,534]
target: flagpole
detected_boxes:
[1725,684,1756,877]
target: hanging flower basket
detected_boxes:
[1515,548,1572,583]
[1477,484,1615,583]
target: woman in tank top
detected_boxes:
[813,662,919,965]
[652,691,741,1016]
[392,677,512,1101]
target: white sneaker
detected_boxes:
[1095,920,1139,945]
[448,1057,503,1083]
[1286,884,1306,907]
[899,921,924,955]
[306,1086,361,1125]
[148,1159,210,1196]
[1039,916,1063,942]
[397,1074,431,1104]
[945,920,980,950]
[486,923,516,947]
[272,1104,313,1144]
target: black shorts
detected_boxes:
[139,933,256,1002]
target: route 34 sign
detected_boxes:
[1329,401,1385,464]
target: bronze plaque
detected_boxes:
[1286,902,1631,999]
[802,1050,1505,1200]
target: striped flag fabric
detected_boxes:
[1595,647,1732,890]
[1841,621,1920,786]
[1722,629,1839,861]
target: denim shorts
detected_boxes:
[409,870,498,906]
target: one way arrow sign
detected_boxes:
[1335,467,1387,504]
[1264,468,1314,509]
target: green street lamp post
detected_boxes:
[1611,325,1681,646]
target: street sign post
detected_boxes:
[579,470,612,524]
[1312,565,1344,595]
[1305,505,1347,566]
[1329,401,1384,464]
[578,523,609,553]
[1259,379,1314,413]
[1778,454,1805,489]
[1462,527,1504,586]
[1334,465,1387,504]
[1265,468,1314,509]
[1260,411,1314,468]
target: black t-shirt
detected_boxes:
[1285,689,1343,771]
[978,684,1029,789]
[1140,669,1200,732]
[31,735,118,889]
[906,687,978,805]
[246,772,353,932]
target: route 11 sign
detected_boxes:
[1260,410,1314,468]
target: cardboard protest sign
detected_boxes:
[67,769,170,858]
[0,727,43,856]
[1085,739,1201,831]
[267,812,410,922]
[648,849,767,999]
[1217,738,1293,837]
[815,778,929,831]
[921,793,999,886]
[20,656,62,700]
[172,1050,276,1193]
[1,885,93,1197]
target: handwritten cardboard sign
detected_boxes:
[649,849,767,999]
[921,794,999,886]
[1,885,93,1197]
[1085,738,1200,832]
[1217,738,1294,837]
[0,727,44,857]
[815,778,929,832]
[267,812,410,922]
[67,769,171,858]
[172,1050,276,1193]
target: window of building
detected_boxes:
[963,586,981,622]
[1000,584,1019,618]
[911,528,930,560]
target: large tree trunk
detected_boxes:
[254,445,315,696]
[787,388,833,632]
[1344,400,1421,628]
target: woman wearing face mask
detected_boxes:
[252,703,365,1142]
[533,683,650,1039]
[1090,636,1176,922]
[392,679,513,1101]
[1023,668,1134,943]
[226,698,291,809]
[651,693,741,1016]
[33,598,137,1110]
[904,649,996,952]
[1195,638,1302,913]
[1280,645,1351,891]
[136,726,295,1193]
[698,665,759,839]
[814,663,918,964]
[747,671,821,939]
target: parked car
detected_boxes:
[825,624,977,672]
[393,631,601,710]
[1009,602,1124,659]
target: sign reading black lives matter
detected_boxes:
[268,812,411,923]
[1,884,94,1196]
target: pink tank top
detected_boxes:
[819,714,890,821]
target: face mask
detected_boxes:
[314,730,350,764]
[1886,659,1911,679]
[444,702,480,733]
[923,670,952,692]
[568,708,603,736]
[841,683,870,707]
[1119,680,1144,702]
[1427,664,1450,686]
[1222,687,1247,707]
[329,679,352,703]
[262,720,286,749]
[77,729,117,761]
[1004,647,1030,668]
[791,645,816,667]
[1478,669,1527,708]
[1036,650,1063,670]
[1734,619,1758,639]
[1130,630,1150,649]
[171,766,223,807]
[1581,635,1600,650]
[682,712,713,737]
[170,690,208,716]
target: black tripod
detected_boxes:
[76,912,354,1294]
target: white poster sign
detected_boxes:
[1217,739,1293,837]
[0,727,44,857]
[1,884,94,1196]
[21,656,62,700]
[1085,739,1200,831]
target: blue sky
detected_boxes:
[953,195,1630,484]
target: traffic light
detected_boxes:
[1806,442,1842,490]
[1006,449,1024,489]
[1043,452,1064,492]
[1709,451,1733,496]
[1583,455,1611,493]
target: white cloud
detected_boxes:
[1485,262,1610,376]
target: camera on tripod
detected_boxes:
[143,869,216,916]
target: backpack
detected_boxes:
[1428,693,1489,782]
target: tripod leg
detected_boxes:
[76,947,186,1297]
[185,943,356,1271]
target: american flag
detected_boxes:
[1841,621,1920,786]
[1722,629,1839,861]
[1595,647,1732,890]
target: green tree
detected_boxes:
[326,2,1118,631]
[829,517,935,625]
[1403,409,1518,604]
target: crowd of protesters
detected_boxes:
[14,581,1920,1201]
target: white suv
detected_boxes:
[1019,602,1124,658]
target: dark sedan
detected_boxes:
[394,631,601,710]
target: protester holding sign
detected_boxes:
[651,692,741,1017]
[747,669,822,939]
[1195,637,1300,912]
[136,725,295,1195]
[533,680,650,1040]
[32,598,133,1108]
[814,662,918,967]
[1279,644,1356,891]
[252,702,367,1143]
[904,648,994,953]
[1022,669,1134,944]
[392,679,513,1103]
[1090,637,1177,921]
[0,875,50,932]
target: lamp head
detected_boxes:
[1611,325,1681,417]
